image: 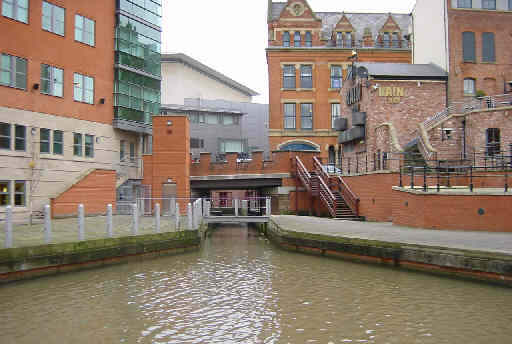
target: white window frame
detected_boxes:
[73,132,83,156]
[75,14,95,46]
[42,1,65,36]
[301,103,313,130]
[457,0,472,8]
[41,64,63,97]
[14,180,26,207]
[2,0,29,23]
[74,73,94,104]
[53,129,63,155]
[0,180,10,206]
[300,65,313,89]
[482,0,496,10]
[1,53,27,90]
[84,134,94,158]
[330,65,342,89]
[331,103,341,129]
[0,122,11,150]
[464,78,475,95]
[284,103,296,129]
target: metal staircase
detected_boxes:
[294,156,362,220]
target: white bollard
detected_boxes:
[132,203,138,236]
[175,202,180,230]
[44,205,52,244]
[241,200,248,216]
[170,198,176,217]
[235,199,239,217]
[106,204,113,238]
[204,200,211,217]
[266,197,271,217]
[187,203,193,229]
[4,205,13,249]
[78,204,85,241]
[155,203,161,233]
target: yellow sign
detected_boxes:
[378,87,404,104]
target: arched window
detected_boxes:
[294,32,301,47]
[283,31,290,47]
[305,31,312,47]
[462,31,475,62]
[280,142,318,151]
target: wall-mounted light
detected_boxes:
[417,81,422,87]
[167,120,173,126]
[33,83,39,90]
[99,98,105,104]
[31,127,37,135]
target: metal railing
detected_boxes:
[203,197,271,218]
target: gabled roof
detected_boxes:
[161,53,259,97]
[357,62,447,79]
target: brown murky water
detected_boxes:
[1,224,511,343]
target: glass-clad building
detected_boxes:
[114,0,161,133]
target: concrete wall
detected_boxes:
[0,107,140,220]
[161,62,252,105]
[413,0,449,71]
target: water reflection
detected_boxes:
[0,224,511,343]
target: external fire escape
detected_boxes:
[293,156,362,220]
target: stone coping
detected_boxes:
[393,186,512,196]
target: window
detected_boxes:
[293,31,301,47]
[457,0,472,8]
[2,0,28,23]
[392,32,400,48]
[220,139,244,153]
[120,140,125,160]
[301,103,313,130]
[510,0,512,10]
[383,32,390,48]
[336,32,343,47]
[142,135,152,154]
[0,122,10,149]
[189,112,205,124]
[344,32,352,48]
[331,103,341,129]
[280,142,317,151]
[283,31,290,47]
[129,142,135,162]
[190,138,204,149]
[74,73,94,104]
[53,130,63,155]
[462,32,475,62]
[283,65,295,89]
[482,32,495,62]
[283,103,296,129]
[1,53,27,90]
[0,181,9,206]
[42,1,65,36]
[14,181,25,206]
[482,0,496,10]
[330,65,342,89]
[486,128,500,156]
[73,133,82,156]
[222,114,234,125]
[206,114,219,125]
[41,64,63,97]
[84,134,94,158]
[40,128,50,153]
[15,124,25,151]
[305,31,312,47]
[464,78,475,95]
[75,14,95,46]
[300,65,313,89]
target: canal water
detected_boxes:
[1,224,511,344]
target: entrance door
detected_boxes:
[162,183,177,215]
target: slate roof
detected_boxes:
[161,53,259,97]
[356,62,447,79]
[270,3,412,42]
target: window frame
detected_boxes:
[305,31,312,47]
[486,128,500,156]
[53,129,63,155]
[330,65,343,89]
[462,31,476,62]
[2,0,29,24]
[73,72,94,104]
[482,0,496,10]
[293,31,301,47]
[75,14,95,47]
[40,128,51,154]
[14,180,25,207]
[1,53,27,90]
[331,103,341,129]
[0,122,11,150]
[0,180,10,206]
[282,31,290,47]
[457,0,472,8]
[14,124,25,151]
[300,103,313,130]
[282,64,296,89]
[336,32,343,47]
[463,78,476,96]
[382,32,391,48]
[482,32,495,63]
[73,132,83,156]
[300,65,313,89]
[84,134,94,158]
[344,32,353,48]
[509,0,512,10]
[283,103,296,130]
[129,142,135,162]
[41,64,64,97]
[42,1,65,36]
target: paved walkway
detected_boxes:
[271,216,512,254]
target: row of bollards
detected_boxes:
[3,201,203,249]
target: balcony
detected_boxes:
[352,112,366,126]
[334,117,348,131]
[338,126,365,144]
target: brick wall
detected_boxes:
[392,188,512,232]
[51,169,116,217]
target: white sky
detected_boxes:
[161,0,416,104]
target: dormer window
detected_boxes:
[305,31,312,47]
[345,32,352,48]
[283,31,290,47]
[294,31,301,47]
[383,32,390,48]
[336,32,343,47]
[392,32,400,48]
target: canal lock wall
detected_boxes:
[265,219,512,287]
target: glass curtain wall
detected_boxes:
[115,0,162,125]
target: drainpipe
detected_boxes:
[462,119,466,159]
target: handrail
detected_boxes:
[295,156,311,191]
[317,174,336,217]
[313,156,330,184]
[332,176,360,216]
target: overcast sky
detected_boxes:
[161,0,416,104]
